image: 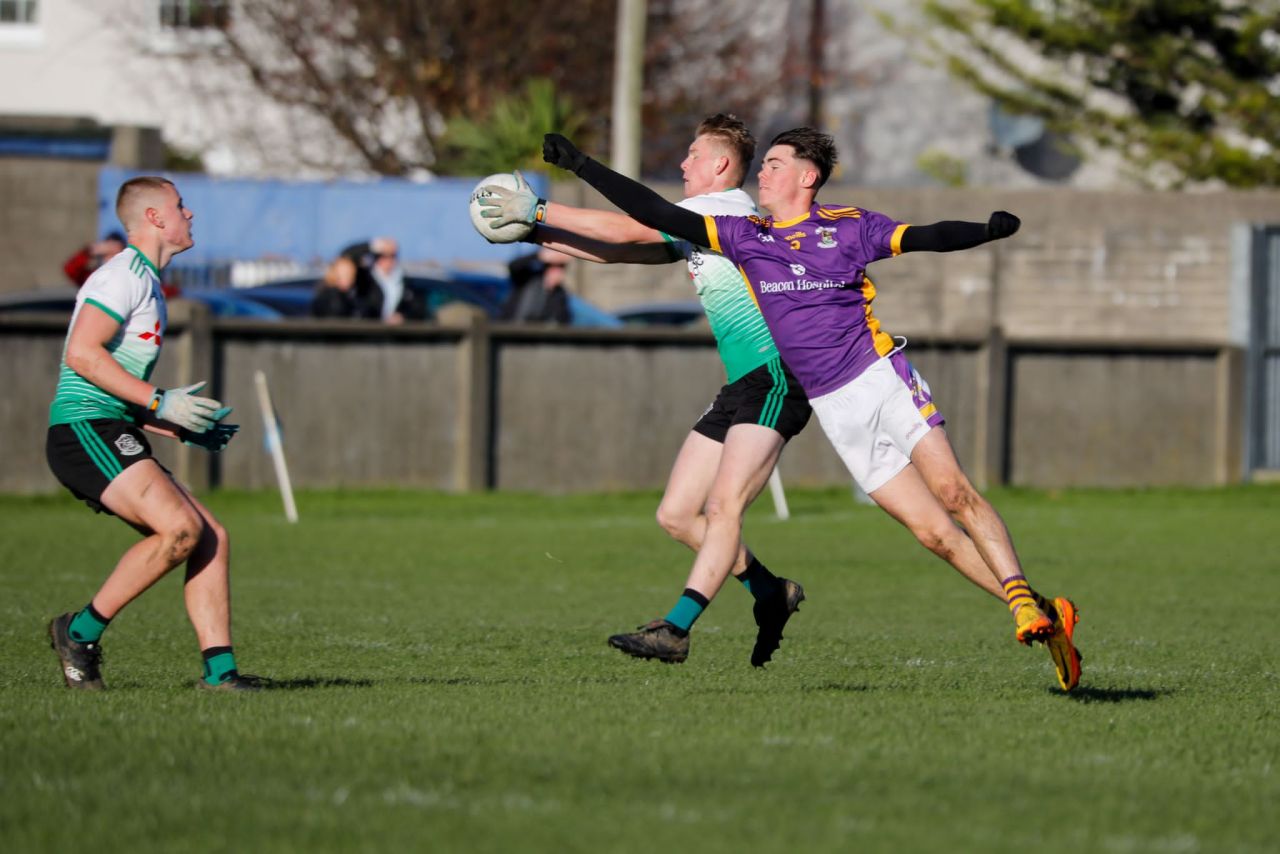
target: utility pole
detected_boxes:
[611,0,646,178]
[808,0,826,129]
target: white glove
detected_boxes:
[150,381,224,434]
[479,170,544,228]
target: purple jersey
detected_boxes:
[706,203,909,398]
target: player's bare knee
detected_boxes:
[160,512,205,564]
[937,479,980,516]
[655,503,693,541]
[704,494,746,525]
[166,526,199,564]
[914,525,957,562]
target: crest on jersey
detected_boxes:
[114,433,145,457]
[816,226,838,248]
[790,263,806,276]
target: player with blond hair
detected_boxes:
[45,176,263,692]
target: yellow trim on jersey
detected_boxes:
[738,265,761,309]
[816,207,863,221]
[705,215,723,253]
[863,275,897,358]
[891,223,909,256]
[770,211,810,229]
[919,402,937,418]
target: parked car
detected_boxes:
[0,287,284,320]
[613,300,706,327]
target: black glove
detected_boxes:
[986,211,1021,240]
[542,133,589,175]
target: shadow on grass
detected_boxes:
[261,677,377,690]
[1059,686,1172,703]
[409,675,539,687]
[799,681,873,694]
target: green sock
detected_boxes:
[736,557,782,602]
[664,588,709,633]
[202,647,239,685]
[68,603,110,644]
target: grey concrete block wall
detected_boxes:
[0,158,102,293]
[552,183,1280,349]
[492,340,724,492]
[0,328,66,492]
[216,335,465,491]
[0,317,1244,494]
[1009,350,1222,487]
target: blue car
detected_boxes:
[0,287,283,320]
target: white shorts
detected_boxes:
[809,352,945,494]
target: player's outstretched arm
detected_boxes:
[899,211,1020,253]
[542,133,710,247]
[532,227,676,266]
[478,171,673,255]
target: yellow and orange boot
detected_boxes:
[1003,575,1052,645]
[1013,602,1053,645]
[1044,597,1082,691]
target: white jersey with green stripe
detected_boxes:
[48,245,166,426]
[665,189,780,383]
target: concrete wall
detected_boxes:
[553,184,1280,349]
[0,157,102,291]
[0,311,1242,495]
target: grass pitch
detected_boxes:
[1,485,1277,853]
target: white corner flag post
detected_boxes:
[254,370,298,523]
[768,466,790,521]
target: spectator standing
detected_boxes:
[310,255,363,318]
[63,231,126,287]
[499,247,573,325]
[339,237,426,322]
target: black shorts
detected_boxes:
[693,357,812,443]
[46,419,156,514]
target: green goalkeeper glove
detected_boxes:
[478,170,546,229]
[149,381,224,433]
[181,421,239,453]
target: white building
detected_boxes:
[0,0,1127,186]
[0,0,366,175]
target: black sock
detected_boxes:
[736,556,782,602]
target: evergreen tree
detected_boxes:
[921,0,1280,187]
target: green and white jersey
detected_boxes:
[49,245,166,426]
[666,189,778,383]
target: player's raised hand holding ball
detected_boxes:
[468,171,540,244]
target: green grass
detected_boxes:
[2,485,1277,853]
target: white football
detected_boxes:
[469,172,534,244]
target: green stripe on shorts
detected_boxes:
[757,358,786,430]
[70,421,124,480]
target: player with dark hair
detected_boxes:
[539,128,1082,690]
[480,114,816,665]
[44,176,263,692]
